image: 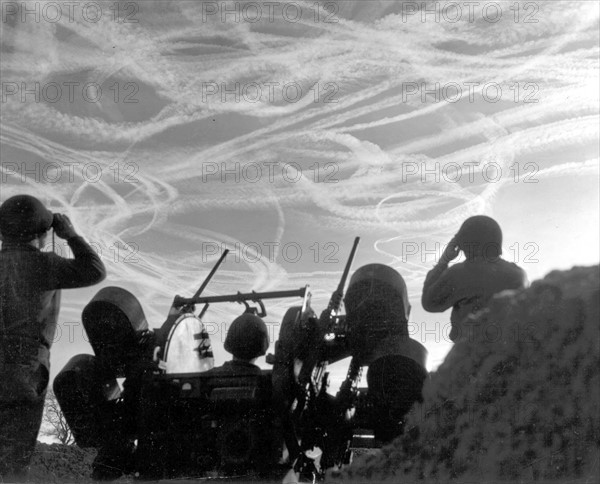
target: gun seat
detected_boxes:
[136,369,279,478]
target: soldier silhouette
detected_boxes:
[344,264,428,444]
[210,312,270,376]
[208,312,275,474]
[422,215,528,341]
[0,195,106,480]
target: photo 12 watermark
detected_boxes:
[1,161,140,184]
[42,240,140,264]
[401,161,540,184]
[400,240,540,264]
[1,81,140,104]
[200,81,339,104]
[408,320,540,344]
[201,161,339,184]
[53,318,283,346]
[1,1,140,24]
[400,82,540,104]
[200,1,340,24]
[43,239,343,266]
[202,240,341,264]
[399,2,540,24]
[53,316,540,347]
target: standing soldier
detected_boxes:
[422,215,528,341]
[0,195,106,480]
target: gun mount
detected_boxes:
[54,240,428,481]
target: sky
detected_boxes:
[1,0,599,387]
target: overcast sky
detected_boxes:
[1,0,599,385]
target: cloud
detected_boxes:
[1,1,598,374]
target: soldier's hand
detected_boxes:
[52,214,78,240]
[441,236,460,264]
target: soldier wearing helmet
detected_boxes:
[210,312,270,376]
[421,215,528,341]
[0,194,106,479]
[344,264,428,443]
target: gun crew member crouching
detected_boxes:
[208,313,277,474]
[0,195,106,480]
[422,215,528,342]
[345,264,428,444]
[211,313,270,375]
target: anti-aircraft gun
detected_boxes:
[269,237,358,474]
[54,249,309,479]
[54,238,428,481]
[271,239,429,481]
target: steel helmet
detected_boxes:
[0,194,53,242]
[344,263,410,323]
[224,313,269,360]
[456,215,503,259]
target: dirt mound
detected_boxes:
[331,266,600,483]
[27,443,96,483]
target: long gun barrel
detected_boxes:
[178,249,230,312]
[192,249,229,300]
[298,236,360,394]
[156,250,230,354]
[173,287,309,307]
[292,236,361,477]
[337,237,360,300]
[323,236,360,327]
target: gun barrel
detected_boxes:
[337,236,360,294]
[192,249,229,300]
[327,236,360,313]
[173,287,308,307]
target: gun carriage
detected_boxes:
[54,240,428,480]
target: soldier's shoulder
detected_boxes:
[499,257,526,273]
[498,258,528,283]
[447,260,470,275]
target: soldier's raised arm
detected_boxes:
[421,236,460,312]
[46,214,106,289]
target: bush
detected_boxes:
[28,443,97,483]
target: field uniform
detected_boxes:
[0,208,106,475]
[208,359,263,376]
[422,216,528,341]
[422,257,528,340]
